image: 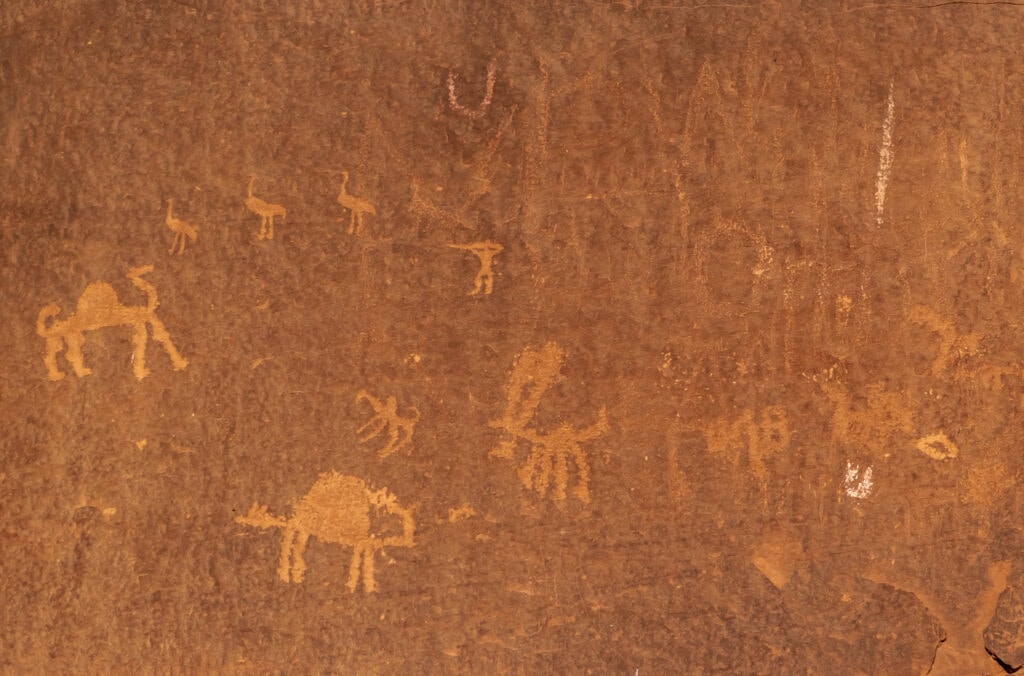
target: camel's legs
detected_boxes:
[148,318,188,370]
[552,449,569,502]
[470,272,484,296]
[347,543,365,592]
[267,216,274,240]
[361,544,377,593]
[131,323,151,380]
[44,341,65,381]
[65,333,92,377]
[482,271,494,295]
[291,532,310,582]
[278,529,296,582]
[348,211,356,235]
[516,450,536,491]
[169,233,179,254]
[571,447,591,503]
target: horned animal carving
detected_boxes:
[235,471,415,593]
[37,265,188,381]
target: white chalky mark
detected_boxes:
[875,81,895,227]
[844,461,874,499]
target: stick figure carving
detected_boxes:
[356,390,421,458]
[36,265,189,381]
[337,171,377,236]
[449,241,504,295]
[165,198,197,254]
[236,471,415,593]
[245,176,286,240]
[489,343,608,504]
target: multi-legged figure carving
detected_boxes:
[489,342,609,505]
[37,265,189,381]
[449,241,504,295]
[356,390,420,458]
[337,171,376,236]
[245,176,287,240]
[236,471,415,593]
[515,409,609,503]
[165,198,198,254]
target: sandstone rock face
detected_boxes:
[3,1,1024,672]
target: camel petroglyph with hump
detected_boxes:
[245,175,287,240]
[235,471,415,592]
[37,265,188,381]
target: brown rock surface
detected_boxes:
[3,1,1024,672]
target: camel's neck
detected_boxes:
[166,201,173,219]
[247,178,255,197]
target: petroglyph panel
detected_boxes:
[6,2,1024,673]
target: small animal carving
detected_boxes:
[449,240,504,295]
[165,198,197,254]
[337,171,376,236]
[37,265,188,381]
[356,390,420,458]
[245,176,286,240]
[236,471,415,592]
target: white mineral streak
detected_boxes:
[875,81,896,227]
[844,461,874,499]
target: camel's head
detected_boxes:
[36,303,62,335]
[128,265,154,280]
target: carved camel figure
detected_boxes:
[337,171,376,235]
[245,176,286,240]
[236,471,415,592]
[36,265,189,381]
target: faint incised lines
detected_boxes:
[489,343,609,504]
[337,171,376,236]
[449,241,503,295]
[703,406,790,481]
[694,215,774,302]
[236,471,415,592]
[821,380,915,453]
[447,58,496,119]
[165,198,197,254]
[37,265,188,381]
[909,304,981,377]
[356,390,420,458]
[245,175,287,240]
